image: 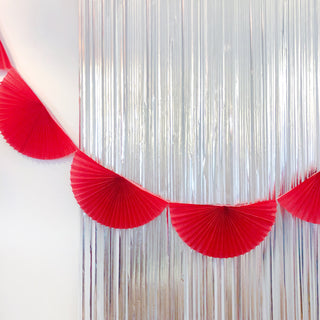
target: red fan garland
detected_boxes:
[278,171,320,224]
[71,150,168,229]
[0,41,11,70]
[169,200,277,258]
[0,30,319,261]
[0,68,77,159]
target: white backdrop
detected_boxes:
[0,1,79,319]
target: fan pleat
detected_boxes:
[169,200,277,258]
[0,68,77,159]
[70,150,168,229]
[278,171,320,224]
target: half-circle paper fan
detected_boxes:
[71,150,168,229]
[0,68,77,159]
[278,171,320,224]
[0,41,11,69]
[169,200,277,258]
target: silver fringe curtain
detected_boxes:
[79,0,320,318]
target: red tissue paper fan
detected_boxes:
[0,41,11,70]
[169,200,277,258]
[278,171,320,224]
[0,68,77,159]
[71,150,168,229]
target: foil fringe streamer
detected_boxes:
[80,0,320,319]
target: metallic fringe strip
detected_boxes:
[80,0,320,318]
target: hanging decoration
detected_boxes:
[71,150,168,229]
[169,201,277,258]
[278,171,320,224]
[0,41,11,70]
[0,38,319,258]
[0,68,77,159]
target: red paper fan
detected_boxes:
[278,171,320,224]
[0,68,77,159]
[169,200,277,258]
[0,41,11,70]
[71,150,168,229]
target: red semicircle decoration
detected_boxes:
[278,171,320,224]
[0,41,11,70]
[169,200,277,258]
[70,150,168,229]
[0,68,77,159]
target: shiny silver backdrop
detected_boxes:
[79,0,320,318]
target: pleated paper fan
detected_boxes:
[71,150,168,229]
[0,68,77,159]
[169,200,277,258]
[278,171,320,224]
[0,41,11,70]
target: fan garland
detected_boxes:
[71,150,168,229]
[169,201,277,258]
[0,68,77,159]
[0,40,319,258]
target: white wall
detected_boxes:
[0,1,80,319]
